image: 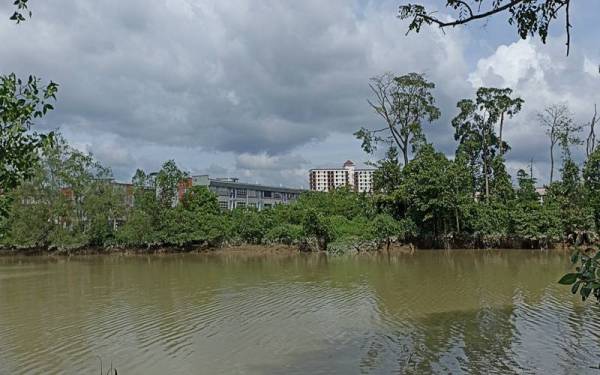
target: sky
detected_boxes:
[1,0,599,188]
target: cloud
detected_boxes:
[2,0,598,187]
[0,1,467,169]
[236,153,306,171]
[467,38,600,183]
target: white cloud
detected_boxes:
[468,38,600,183]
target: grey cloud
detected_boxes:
[0,0,469,159]
[5,0,597,188]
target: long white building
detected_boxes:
[309,160,374,193]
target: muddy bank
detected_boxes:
[0,244,291,257]
[0,241,569,257]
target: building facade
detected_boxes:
[181,175,304,211]
[309,160,374,193]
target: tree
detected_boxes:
[477,88,523,156]
[489,156,514,203]
[452,87,522,200]
[355,72,441,166]
[0,74,58,216]
[155,160,187,209]
[372,146,403,194]
[583,148,600,230]
[399,0,576,55]
[545,159,595,242]
[181,186,220,215]
[395,144,472,243]
[538,104,577,183]
[370,213,415,251]
[516,168,538,203]
[3,135,125,249]
[302,209,332,251]
[585,104,597,158]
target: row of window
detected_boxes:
[219,201,274,210]
[227,188,299,200]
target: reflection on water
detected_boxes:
[0,250,599,374]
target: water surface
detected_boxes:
[1,250,599,374]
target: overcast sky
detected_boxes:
[1,0,599,188]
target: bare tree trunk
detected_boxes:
[484,161,489,201]
[499,111,505,155]
[549,141,555,184]
[455,207,460,233]
[483,128,490,201]
[587,104,597,157]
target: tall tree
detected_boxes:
[586,104,597,158]
[476,88,523,156]
[537,104,575,183]
[399,0,576,55]
[355,72,441,166]
[452,87,522,201]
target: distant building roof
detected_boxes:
[192,175,305,194]
[309,160,374,171]
[309,167,374,171]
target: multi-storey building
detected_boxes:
[180,175,304,211]
[309,160,374,193]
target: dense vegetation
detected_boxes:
[1,71,599,254]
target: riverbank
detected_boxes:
[0,241,571,257]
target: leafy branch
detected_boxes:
[10,0,31,23]
[559,247,600,302]
[399,0,573,55]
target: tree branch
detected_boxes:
[417,0,525,29]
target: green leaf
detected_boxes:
[558,273,579,285]
[581,286,592,301]
[571,281,582,294]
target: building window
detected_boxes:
[263,191,272,198]
[248,202,257,208]
[273,192,281,199]
[236,201,246,208]
[237,189,247,198]
[219,201,228,210]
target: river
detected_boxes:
[0,250,598,374]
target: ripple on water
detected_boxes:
[1,251,600,374]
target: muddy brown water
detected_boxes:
[0,249,598,374]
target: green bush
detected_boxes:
[264,224,303,245]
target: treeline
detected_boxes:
[1,132,599,253]
[1,73,600,253]
[0,136,411,253]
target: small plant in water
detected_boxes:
[559,246,600,302]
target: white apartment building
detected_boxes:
[309,160,374,193]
